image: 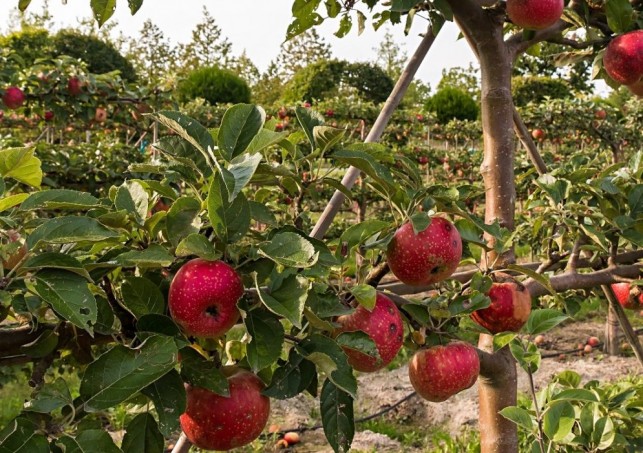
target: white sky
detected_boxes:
[7,0,478,90]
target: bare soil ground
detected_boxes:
[266,320,641,452]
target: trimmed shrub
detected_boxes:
[53,30,137,82]
[178,66,251,105]
[344,62,393,103]
[425,87,479,124]
[512,76,570,106]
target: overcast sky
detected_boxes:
[8,0,478,89]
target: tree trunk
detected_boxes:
[604,304,621,355]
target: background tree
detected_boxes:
[437,63,480,102]
[274,28,332,78]
[177,6,233,73]
[126,20,177,85]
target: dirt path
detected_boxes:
[268,321,641,452]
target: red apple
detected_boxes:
[610,283,643,310]
[587,336,600,347]
[334,293,403,372]
[417,156,429,165]
[325,109,334,117]
[594,109,607,120]
[303,102,311,108]
[44,111,54,122]
[387,217,462,286]
[2,86,25,110]
[583,344,593,354]
[408,341,480,402]
[531,128,545,141]
[275,122,284,131]
[603,30,643,85]
[416,113,424,121]
[506,0,564,30]
[168,259,244,338]
[67,77,83,96]
[94,107,107,123]
[180,368,270,451]
[284,432,300,445]
[2,230,28,270]
[471,274,532,334]
[277,107,287,120]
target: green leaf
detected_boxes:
[509,339,541,373]
[391,0,418,12]
[20,190,100,211]
[179,347,229,396]
[246,129,289,154]
[19,328,58,358]
[120,277,165,319]
[141,370,186,438]
[255,273,309,329]
[335,331,380,361]
[526,309,568,335]
[175,234,220,260]
[0,147,42,187]
[166,196,202,247]
[27,216,118,249]
[154,136,211,180]
[263,349,316,399]
[248,201,277,226]
[499,406,534,430]
[455,218,489,249]
[543,401,575,441]
[218,104,265,161]
[349,285,376,311]
[128,0,144,14]
[121,413,164,453]
[22,252,92,281]
[0,417,48,453]
[339,220,388,257]
[299,334,357,397]
[32,270,97,333]
[18,0,33,12]
[628,184,643,219]
[244,308,285,372]
[320,379,354,453]
[493,332,518,351]
[57,430,121,453]
[258,232,318,268]
[605,0,634,33]
[555,370,581,388]
[332,149,396,194]
[0,193,29,213]
[115,180,149,224]
[24,378,72,413]
[410,212,431,235]
[553,389,599,402]
[536,174,570,205]
[80,335,178,411]
[90,0,116,26]
[153,111,216,167]
[314,126,345,155]
[295,105,325,149]
[506,264,557,297]
[113,245,174,268]
[207,171,251,243]
[593,416,615,450]
[228,152,263,200]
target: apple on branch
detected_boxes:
[180,368,270,451]
[2,86,25,110]
[168,258,244,338]
[471,273,532,334]
[506,0,564,30]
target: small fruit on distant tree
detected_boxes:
[587,336,600,347]
[408,341,480,402]
[506,0,564,30]
[1,230,27,270]
[95,107,107,123]
[603,30,643,85]
[471,273,532,334]
[44,111,54,122]
[387,217,462,286]
[610,283,643,310]
[2,86,25,110]
[67,76,83,96]
[594,109,607,120]
[325,108,334,117]
[168,259,244,338]
[531,128,545,141]
[180,368,270,451]
[334,293,404,372]
[277,107,287,119]
[417,156,429,165]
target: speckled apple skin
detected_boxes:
[610,283,643,310]
[408,342,480,402]
[604,30,643,85]
[471,282,532,334]
[180,370,270,451]
[335,293,404,372]
[168,258,244,338]
[506,0,564,30]
[387,218,462,286]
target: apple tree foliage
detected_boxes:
[5,1,643,453]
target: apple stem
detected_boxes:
[170,432,191,453]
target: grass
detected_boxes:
[0,372,32,427]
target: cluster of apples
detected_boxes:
[168,258,270,451]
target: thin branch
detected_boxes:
[513,108,548,175]
[310,26,437,239]
[170,433,191,453]
[365,262,390,288]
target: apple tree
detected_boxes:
[3,1,643,453]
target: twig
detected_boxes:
[170,433,191,453]
[526,367,546,453]
[365,262,390,288]
[310,26,437,240]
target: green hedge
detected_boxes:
[178,67,251,105]
[425,87,479,124]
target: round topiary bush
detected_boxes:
[512,75,571,106]
[178,67,251,105]
[53,30,137,82]
[283,60,394,104]
[425,87,479,124]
